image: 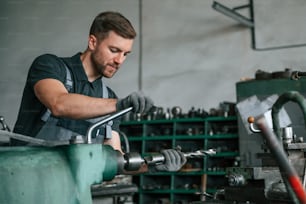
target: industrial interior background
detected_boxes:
[1,0,306,130]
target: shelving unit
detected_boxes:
[120,116,238,203]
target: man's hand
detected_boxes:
[116,92,154,114]
[155,149,187,172]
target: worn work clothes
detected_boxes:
[13,53,120,145]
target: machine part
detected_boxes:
[70,135,86,144]
[228,174,246,186]
[0,130,69,146]
[247,116,261,133]
[123,152,145,171]
[0,144,121,204]
[86,107,133,144]
[291,71,306,80]
[1,107,133,147]
[144,149,216,165]
[119,131,130,153]
[282,127,294,144]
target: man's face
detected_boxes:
[90,31,134,78]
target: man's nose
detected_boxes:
[114,53,125,64]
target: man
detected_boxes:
[13,11,185,172]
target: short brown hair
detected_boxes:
[89,11,136,40]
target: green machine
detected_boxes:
[222,70,306,203]
[0,107,145,204]
[0,107,212,204]
[0,144,119,204]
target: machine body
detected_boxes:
[0,143,119,204]
[216,77,306,204]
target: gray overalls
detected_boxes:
[36,63,113,143]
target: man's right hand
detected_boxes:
[116,92,154,114]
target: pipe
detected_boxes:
[272,91,306,141]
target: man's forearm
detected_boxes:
[52,93,118,119]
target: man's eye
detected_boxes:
[110,48,118,53]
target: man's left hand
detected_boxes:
[155,149,187,172]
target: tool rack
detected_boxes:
[120,115,238,203]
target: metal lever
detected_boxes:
[86,107,133,144]
[247,116,261,133]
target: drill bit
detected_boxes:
[183,149,216,158]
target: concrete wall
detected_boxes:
[1,0,306,128]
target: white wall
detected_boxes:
[1,0,306,127]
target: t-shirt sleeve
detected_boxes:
[28,54,66,88]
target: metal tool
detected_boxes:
[86,107,133,144]
[144,149,216,166]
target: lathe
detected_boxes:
[0,108,145,204]
[0,107,213,204]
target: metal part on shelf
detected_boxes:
[255,68,306,81]
[122,103,236,122]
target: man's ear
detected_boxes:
[88,35,97,51]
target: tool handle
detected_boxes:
[86,107,133,144]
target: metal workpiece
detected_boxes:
[144,149,216,166]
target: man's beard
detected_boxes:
[90,53,105,76]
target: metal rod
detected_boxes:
[212,1,254,28]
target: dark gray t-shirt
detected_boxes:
[13,53,120,144]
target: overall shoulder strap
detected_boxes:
[63,63,73,92]
[102,79,108,98]
[41,61,73,122]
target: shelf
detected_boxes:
[121,116,238,203]
[212,152,239,157]
[140,189,200,194]
[126,134,238,140]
